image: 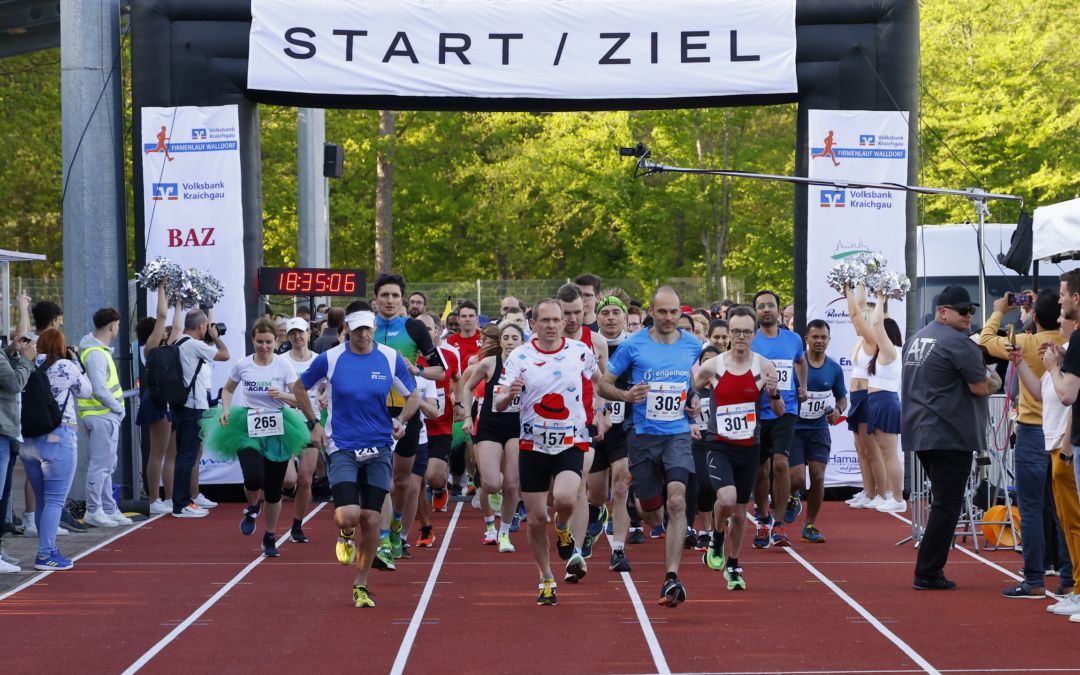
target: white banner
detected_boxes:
[248,0,797,100]
[141,105,246,484]
[805,110,909,487]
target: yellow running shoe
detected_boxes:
[555,526,575,561]
[336,529,356,565]
[353,584,375,608]
[497,532,515,553]
[536,578,557,606]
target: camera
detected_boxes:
[1007,292,1032,307]
[213,322,227,336]
[618,143,651,158]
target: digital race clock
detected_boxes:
[258,267,367,296]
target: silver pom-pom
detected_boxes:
[853,252,888,274]
[870,271,911,301]
[136,256,182,290]
[166,268,201,309]
[826,259,868,293]
[188,269,225,307]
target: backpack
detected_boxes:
[21,366,68,438]
[145,336,204,410]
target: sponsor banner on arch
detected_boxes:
[141,104,245,483]
[248,0,796,100]
[806,109,909,487]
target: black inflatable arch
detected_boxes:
[131,0,918,330]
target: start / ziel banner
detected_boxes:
[247,0,796,100]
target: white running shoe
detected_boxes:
[84,510,119,528]
[848,496,871,509]
[863,496,887,509]
[471,494,482,509]
[193,493,218,508]
[149,499,172,515]
[876,498,908,513]
[54,525,68,536]
[1050,594,1080,615]
[0,558,19,573]
[172,503,210,518]
[108,511,134,526]
[845,491,866,505]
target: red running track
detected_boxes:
[1,500,1078,675]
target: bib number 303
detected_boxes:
[248,408,285,438]
[646,382,686,422]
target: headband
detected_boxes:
[596,296,628,314]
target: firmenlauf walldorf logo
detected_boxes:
[811,130,906,162]
[143,123,239,158]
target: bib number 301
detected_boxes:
[248,408,285,438]
[715,402,756,441]
[646,382,686,422]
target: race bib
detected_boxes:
[493,384,521,413]
[532,421,574,453]
[609,400,625,424]
[434,389,447,417]
[715,402,756,441]
[247,408,284,438]
[773,359,794,391]
[799,390,832,420]
[646,382,687,422]
[352,447,380,462]
[696,397,711,431]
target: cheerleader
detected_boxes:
[199,318,313,556]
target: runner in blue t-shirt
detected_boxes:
[789,320,848,543]
[749,290,808,548]
[300,305,419,608]
[599,286,702,609]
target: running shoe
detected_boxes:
[752,518,772,549]
[34,551,73,571]
[108,511,134,526]
[0,547,18,566]
[194,493,219,508]
[658,578,686,607]
[876,499,908,513]
[335,529,356,565]
[609,548,632,572]
[704,535,725,571]
[483,525,498,545]
[353,584,376,608]
[149,499,172,515]
[1049,593,1080,615]
[0,558,18,573]
[582,531,598,559]
[172,502,209,518]
[509,512,521,533]
[912,576,957,590]
[848,495,871,509]
[389,523,404,558]
[239,504,260,535]
[83,509,118,529]
[862,495,886,509]
[606,519,613,535]
[262,533,280,557]
[650,524,666,539]
[565,553,587,583]
[801,523,826,543]
[417,526,436,548]
[1002,584,1046,599]
[724,566,746,591]
[628,527,645,545]
[431,488,449,512]
[488,491,504,513]
[783,494,802,524]
[290,524,309,543]
[683,527,697,549]
[537,579,557,606]
[466,477,478,496]
[555,525,575,561]
[695,533,711,551]
[373,545,396,571]
[770,523,791,547]
[449,482,463,497]
[845,490,865,505]
[400,543,412,559]
[497,532,515,553]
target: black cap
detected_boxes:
[937,285,979,308]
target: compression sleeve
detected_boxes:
[406,317,444,369]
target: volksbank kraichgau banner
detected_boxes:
[141,104,245,483]
[248,0,796,100]
[805,110,909,488]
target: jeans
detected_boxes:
[914,449,972,581]
[1014,423,1052,588]
[83,413,121,514]
[0,435,10,513]
[171,407,203,512]
[0,438,14,530]
[21,425,77,558]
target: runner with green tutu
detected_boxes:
[199,317,317,557]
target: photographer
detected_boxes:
[0,332,37,571]
[979,289,1070,598]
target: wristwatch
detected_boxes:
[306,418,319,430]
[769,392,782,400]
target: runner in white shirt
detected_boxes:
[496,299,601,606]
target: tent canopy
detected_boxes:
[1033,198,1080,262]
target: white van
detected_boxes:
[915,223,1080,330]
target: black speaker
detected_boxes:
[323,143,344,178]
[997,210,1032,275]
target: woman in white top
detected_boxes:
[849,286,905,512]
[845,287,880,508]
[199,318,311,556]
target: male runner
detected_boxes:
[750,290,807,548]
[497,299,600,606]
[301,306,414,608]
[627,306,644,334]
[599,286,702,607]
[407,292,427,319]
[417,312,461,525]
[370,274,444,567]
[789,320,847,543]
[575,273,602,332]
[693,307,784,590]
[590,290,635,572]
[447,301,483,367]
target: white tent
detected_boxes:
[0,248,47,339]
[1033,197,1080,261]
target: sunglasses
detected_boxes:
[946,305,976,316]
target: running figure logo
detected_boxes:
[145,125,175,161]
[811,130,840,167]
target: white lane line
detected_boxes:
[886,512,1023,581]
[121,502,328,675]
[606,533,671,675]
[389,500,464,675]
[747,515,941,675]
[0,513,166,603]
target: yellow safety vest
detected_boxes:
[77,346,123,418]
